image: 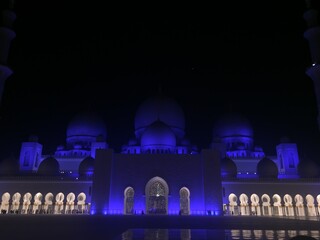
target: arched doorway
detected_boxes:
[124,187,134,215]
[295,194,305,216]
[228,193,238,215]
[179,187,190,215]
[145,176,168,215]
[272,194,283,216]
[283,194,294,216]
[261,194,271,216]
[250,194,261,216]
[306,194,316,216]
[239,193,249,215]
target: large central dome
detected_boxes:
[66,112,107,145]
[134,95,185,139]
[213,113,253,138]
[141,121,176,148]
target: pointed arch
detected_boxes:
[22,192,32,214]
[43,192,54,214]
[179,187,190,215]
[32,192,43,214]
[306,194,316,216]
[283,194,294,216]
[239,193,248,205]
[250,194,261,215]
[124,187,134,215]
[145,176,169,215]
[261,194,271,216]
[54,192,64,214]
[77,192,86,214]
[295,194,305,216]
[228,193,238,215]
[65,192,75,214]
[0,192,10,214]
[11,192,21,214]
[272,194,283,216]
[239,193,249,215]
[250,194,259,206]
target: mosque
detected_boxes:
[0,2,320,217]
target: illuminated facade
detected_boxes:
[0,93,319,217]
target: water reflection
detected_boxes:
[228,229,319,239]
[119,229,320,240]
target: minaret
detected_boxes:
[304,0,320,130]
[0,0,16,105]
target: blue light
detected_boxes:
[90,210,96,215]
[140,121,176,149]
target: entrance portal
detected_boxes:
[145,176,168,214]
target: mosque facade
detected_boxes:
[0,93,319,217]
[0,2,320,217]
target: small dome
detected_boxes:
[257,157,278,178]
[141,121,176,148]
[67,112,107,144]
[78,156,94,176]
[221,157,237,178]
[38,157,60,176]
[213,113,253,138]
[298,160,320,178]
[134,95,185,139]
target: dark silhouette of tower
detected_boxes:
[0,0,16,105]
[304,0,320,130]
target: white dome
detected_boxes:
[134,95,185,139]
[213,113,253,138]
[141,121,176,148]
[66,112,106,145]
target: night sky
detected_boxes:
[0,1,320,163]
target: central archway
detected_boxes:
[145,176,169,214]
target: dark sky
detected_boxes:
[0,1,320,162]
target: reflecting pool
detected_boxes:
[117,229,320,240]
